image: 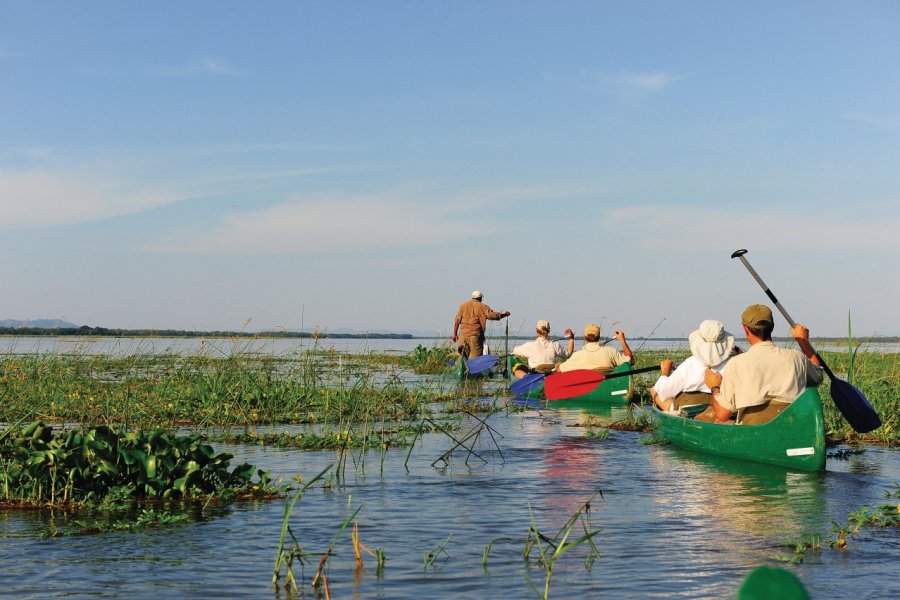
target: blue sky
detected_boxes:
[1,1,898,338]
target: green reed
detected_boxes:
[0,346,440,431]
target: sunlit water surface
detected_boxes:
[2,399,898,599]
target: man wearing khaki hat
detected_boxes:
[451,290,510,358]
[557,324,634,374]
[700,304,823,424]
[510,320,575,377]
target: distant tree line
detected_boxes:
[0,326,414,339]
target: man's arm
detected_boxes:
[616,331,634,363]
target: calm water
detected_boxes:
[3,335,896,356]
[2,400,898,599]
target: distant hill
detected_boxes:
[0,318,79,329]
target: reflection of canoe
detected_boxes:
[652,388,825,471]
[546,363,634,406]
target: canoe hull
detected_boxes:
[546,363,634,406]
[653,388,826,471]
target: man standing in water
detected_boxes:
[451,290,510,358]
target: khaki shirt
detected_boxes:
[454,299,503,338]
[719,341,824,411]
[557,342,630,373]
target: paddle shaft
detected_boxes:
[730,249,837,380]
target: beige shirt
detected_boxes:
[719,340,824,411]
[557,342,631,373]
[454,299,503,338]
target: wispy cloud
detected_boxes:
[143,186,563,255]
[607,204,900,253]
[842,112,900,129]
[155,57,242,77]
[565,69,681,94]
[0,169,184,230]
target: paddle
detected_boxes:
[731,249,882,433]
[465,353,501,374]
[510,372,546,396]
[544,365,662,401]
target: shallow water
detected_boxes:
[2,401,898,599]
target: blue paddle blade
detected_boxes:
[510,372,545,396]
[466,354,499,374]
[830,378,881,434]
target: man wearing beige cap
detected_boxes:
[451,290,510,358]
[510,320,575,377]
[557,325,633,373]
[700,304,823,424]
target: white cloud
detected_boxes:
[145,187,556,255]
[0,169,183,230]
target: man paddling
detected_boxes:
[451,290,510,358]
[700,304,823,424]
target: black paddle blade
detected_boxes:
[830,378,882,434]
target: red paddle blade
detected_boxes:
[544,370,606,401]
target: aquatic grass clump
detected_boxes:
[482,493,604,598]
[0,348,440,430]
[0,420,286,507]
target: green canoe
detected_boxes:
[652,387,826,471]
[513,363,635,404]
[548,363,635,406]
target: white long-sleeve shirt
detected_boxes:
[652,355,729,402]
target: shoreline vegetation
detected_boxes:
[1,326,898,344]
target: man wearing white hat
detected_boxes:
[452,290,510,358]
[651,319,736,413]
[510,320,575,377]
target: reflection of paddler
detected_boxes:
[651,320,736,413]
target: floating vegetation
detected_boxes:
[0,421,286,507]
[775,483,900,554]
[772,534,822,564]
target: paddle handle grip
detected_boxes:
[731,249,797,327]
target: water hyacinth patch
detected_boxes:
[0,421,287,507]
